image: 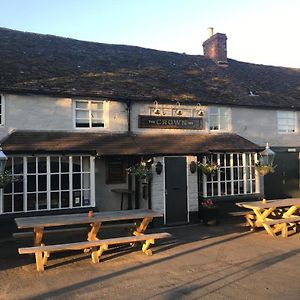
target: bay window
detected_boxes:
[1,155,95,214]
[200,153,259,197]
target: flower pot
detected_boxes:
[201,207,220,225]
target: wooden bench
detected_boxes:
[263,216,300,237]
[228,211,255,227]
[18,232,172,271]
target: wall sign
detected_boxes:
[138,115,204,130]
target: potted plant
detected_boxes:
[200,198,220,225]
[255,162,275,176]
[198,161,220,175]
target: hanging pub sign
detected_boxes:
[138,115,204,130]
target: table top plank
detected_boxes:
[236,198,300,210]
[15,209,163,229]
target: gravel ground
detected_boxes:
[1,220,300,300]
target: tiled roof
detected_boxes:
[1,131,261,155]
[1,27,300,109]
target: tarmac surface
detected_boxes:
[1,220,300,300]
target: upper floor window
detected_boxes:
[75,100,104,128]
[277,111,297,133]
[208,107,230,131]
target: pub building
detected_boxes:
[0,27,299,226]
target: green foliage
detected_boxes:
[255,163,276,176]
[198,161,220,175]
[0,170,21,188]
[127,162,152,181]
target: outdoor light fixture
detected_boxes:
[189,161,197,173]
[175,101,182,116]
[196,103,204,117]
[153,100,160,115]
[155,161,163,174]
[0,148,7,174]
[259,143,275,166]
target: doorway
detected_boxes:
[165,157,188,224]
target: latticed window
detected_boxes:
[1,155,95,214]
[75,100,104,128]
[208,107,230,131]
[277,111,296,133]
[199,153,259,197]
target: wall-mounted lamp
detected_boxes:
[153,100,160,115]
[189,161,197,173]
[175,101,182,116]
[155,161,163,174]
[0,148,8,174]
[196,103,204,117]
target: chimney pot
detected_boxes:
[207,27,214,38]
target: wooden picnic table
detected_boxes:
[15,209,171,271]
[236,198,300,237]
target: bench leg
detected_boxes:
[35,252,45,272]
[142,239,154,256]
[282,223,288,238]
[91,244,108,263]
[245,214,255,228]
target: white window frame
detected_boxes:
[200,152,259,198]
[277,111,297,134]
[73,99,105,129]
[208,106,231,131]
[1,155,95,214]
[0,94,5,126]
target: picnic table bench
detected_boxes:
[236,198,300,237]
[15,209,171,271]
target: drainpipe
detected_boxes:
[126,101,131,132]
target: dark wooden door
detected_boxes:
[165,157,188,224]
[265,152,300,199]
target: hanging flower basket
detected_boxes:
[126,162,153,182]
[0,170,21,188]
[255,163,275,176]
[198,161,220,175]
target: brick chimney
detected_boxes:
[202,27,228,67]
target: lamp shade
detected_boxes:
[259,143,275,166]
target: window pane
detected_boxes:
[72,157,81,172]
[82,190,90,206]
[27,194,37,211]
[91,121,104,127]
[14,179,23,193]
[38,157,47,173]
[50,157,60,173]
[38,175,47,191]
[82,157,90,172]
[38,193,47,210]
[76,111,89,119]
[91,102,103,110]
[73,173,81,189]
[27,157,36,173]
[14,157,23,174]
[76,121,90,127]
[61,157,69,172]
[3,195,12,212]
[61,192,69,208]
[51,174,59,190]
[61,174,69,190]
[76,101,88,109]
[73,191,81,207]
[27,175,36,192]
[14,194,24,212]
[51,192,59,209]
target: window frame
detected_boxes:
[73,99,105,129]
[208,106,231,131]
[200,153,260,198]
[1,155,95,214]
[277,111,297,134]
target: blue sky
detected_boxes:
[1,0,300,68]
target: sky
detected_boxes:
[1,0,300,68]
